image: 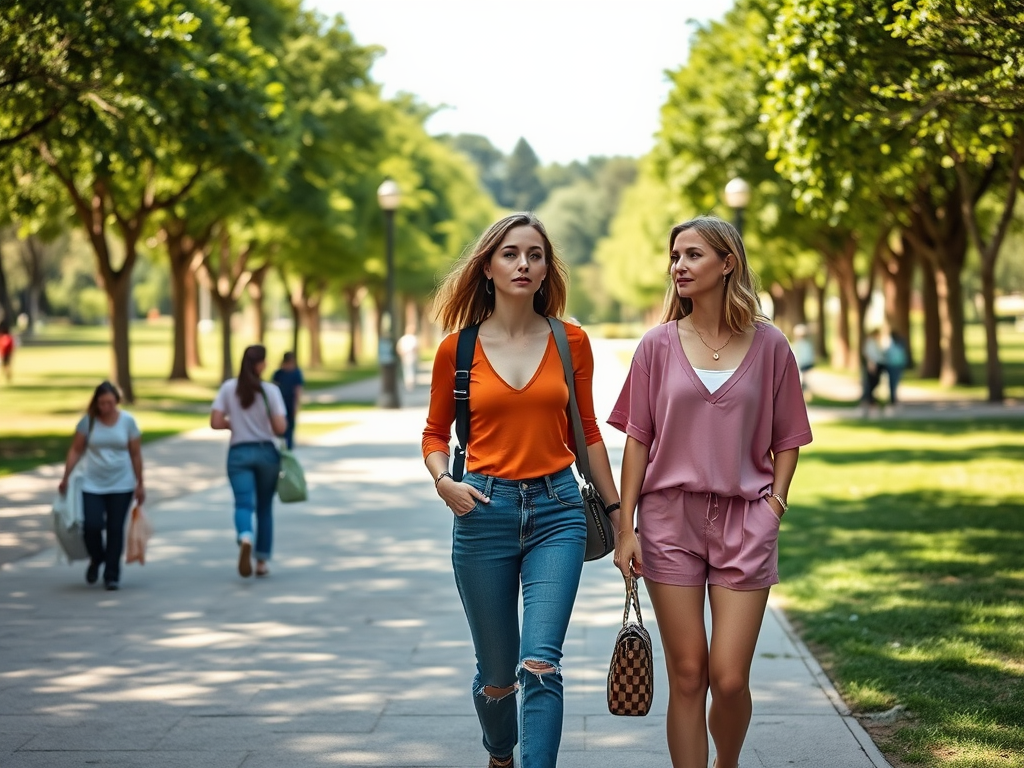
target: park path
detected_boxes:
[0,337,912,766]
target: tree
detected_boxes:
[441,133,507,206]
[5,0,288,400]
[763,0,1024,394]
[504,138,546,211]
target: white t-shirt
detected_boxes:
[212,380,287,446]
[75,411,141,494]
[692,367,737,395]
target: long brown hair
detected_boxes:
[87,381,121,419]
[432,213,569,332]
[660,215,768,332]
[236,345,266,409]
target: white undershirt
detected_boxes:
[693,367,737,394]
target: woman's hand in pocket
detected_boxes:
[437,477,489,516]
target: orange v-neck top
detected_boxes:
[422,322,604,480]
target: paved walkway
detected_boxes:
[6,336,1022,767]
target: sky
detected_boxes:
[310,1,737,165]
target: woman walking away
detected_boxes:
[58,381,145,590]
[421,213,621,768]
[211,345,288,578]
[609,216,812,768]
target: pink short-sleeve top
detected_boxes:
[608,322,812,500]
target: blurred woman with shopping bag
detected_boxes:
[58,381,145,590]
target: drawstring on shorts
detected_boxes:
[704,492,720,534]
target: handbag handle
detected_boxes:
[547,318,595,484]
[622,570,644,627]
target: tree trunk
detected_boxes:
[953,140,1023,401]
[908,184,972,385]
[812,275,829,363]
[307,301,323,369]
[0,244,16,324]
[166,229,192,380]
[213,292,235,383]
[979,266,1004,401]
[829,246,858,370]
[185,268,201,370]
[247,264,270,344]
[345,286,362,366]
[108,272,135,402]
[883,233,915,369]
[290,301,301,360]
[919,259,941,378]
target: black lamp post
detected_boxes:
[376,178,401,409]
[724,177,751,237]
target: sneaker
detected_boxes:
[238,539,253,578]
[105,581,119,591]
[86,561,100,585]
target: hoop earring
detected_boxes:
[538,280,545,298]
[485,279,493,295]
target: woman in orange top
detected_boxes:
[422,213,620,768]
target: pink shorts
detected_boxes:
[638,488,781,590]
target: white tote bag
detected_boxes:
[52,468,88,563]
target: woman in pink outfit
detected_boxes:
[609,216,812,768]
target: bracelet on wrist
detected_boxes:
[434,471,454,487]
[605,502,621,514]
[769,493,788,512]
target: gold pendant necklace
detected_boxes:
[691,322,734,360]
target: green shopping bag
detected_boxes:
[277,447,307,503]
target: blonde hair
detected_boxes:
[433,213,569,332]
[660,215,768,332]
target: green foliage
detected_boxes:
[594,161,680,313]
[439,134,508,206]
[504,137,546,211]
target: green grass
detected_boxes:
[779,417,1024,768]
[0,320,376,475]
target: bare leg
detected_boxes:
[706,586,770,768]
[646,580,710,768]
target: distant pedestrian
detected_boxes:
[272,351,304,449]
[421,213,621,768]
[884,331,908,413]
[609,216,812,768]
[211,345,288,578]
[0,320,14,383]
[396,325,420,392]
[860,327,885,416]
[791,323,815,394]
[58,381,146,591]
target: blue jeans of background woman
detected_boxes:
[82,490,134,586]
[453,467,586,768]
[227,442,280,560]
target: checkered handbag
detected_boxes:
[607,572,653,716]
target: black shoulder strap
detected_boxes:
[452,324,480,481]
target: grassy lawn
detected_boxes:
[0,321,376,475]
[780,417,1024,768]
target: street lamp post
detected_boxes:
[377,179,401,409]
[724,177,751,237]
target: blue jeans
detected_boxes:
[227,442,280,560]
[452,467,586,768]
[82,491,134,584]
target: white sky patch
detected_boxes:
[310,0,736,164]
